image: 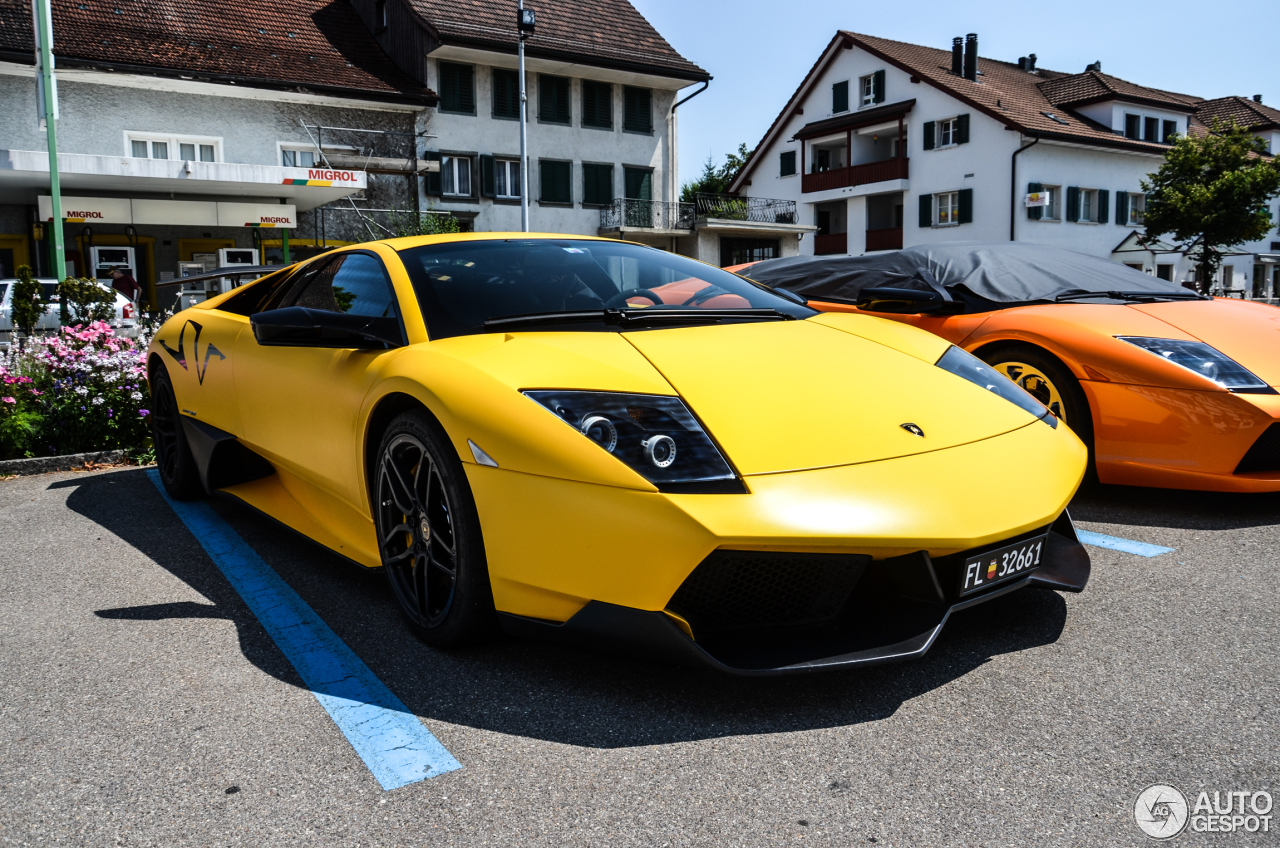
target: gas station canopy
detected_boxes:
[38,196,298,229]
[1,149,366,212]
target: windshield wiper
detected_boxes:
[483,308,794,331]
[1054,290,1205,303]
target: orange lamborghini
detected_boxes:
[719,243,1280,493]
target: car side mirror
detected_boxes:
[856,286,962,315]
[250,306,402,349]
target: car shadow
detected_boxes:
[1069,480,1280,532]
[62,467,1069,749]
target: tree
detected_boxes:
[1141,121,1280,292]
[9,265,46,346]
[680,143,754,202]
[387,208,462,238]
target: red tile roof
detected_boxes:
[1038,70,1199,112]
[0,0,435,105]
[405,0,708,81]
[1196,96,1280,131]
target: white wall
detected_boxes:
[420,55,680,236]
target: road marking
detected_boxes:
[146,469,461,790]
[1076,529,1175,558]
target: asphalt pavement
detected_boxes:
[1,466,1276,846]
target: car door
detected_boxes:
[232,250,407,511]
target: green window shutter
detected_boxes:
[1027,182,1044,221]
[918,194,933,228]
[539,76,570,123]
[958,188,973,224]
[623,87,652,133]
[780,151,796,177]
[440,63,474,114]
[955,113,970,144]
[922,121,936,151]
[583,81,612,129]
[1115,191,1128,225]
[832,80,849,114]
[424,151,442,196]
[1097,189,1110,224]
[583,164,613,205]
[479,155,496,198]
[872,70,886,103]
[624,167,652,200]
[492,69,519,119]
[540,160,571,204]
[1066,186,1080,222]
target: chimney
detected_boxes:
[1086,60,1102,73]
[951,37,963,76]
[1254,94,1263,103]
[1017,57,1027,71]
[1028,53,1037,71]
[963,33,978,81]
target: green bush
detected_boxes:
[8,265,46,344]
[56,276,116,324]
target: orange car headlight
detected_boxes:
[1117,337,1276,394]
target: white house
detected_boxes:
[729,32,1280,296]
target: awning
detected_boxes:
[0,149,365,211]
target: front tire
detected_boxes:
[980,343,1096,471]
[373,411,494,647]
[149,363,203,500]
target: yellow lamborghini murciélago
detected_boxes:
[148,234,1090,674]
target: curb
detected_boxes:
[0,450,131,477]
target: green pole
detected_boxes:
[34,0,67,319]
[281,227,291,264]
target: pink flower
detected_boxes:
[1,397,14,404]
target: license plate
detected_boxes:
[959,533,1048,596]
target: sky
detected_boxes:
[629,0,1277,188]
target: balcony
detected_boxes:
[814,233,847,255]
[694,193,797,224]
[802,157,910,194]
[600,198,695,231]
[865,227,903,252]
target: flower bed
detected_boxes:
[0,321,153,462]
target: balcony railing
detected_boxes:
[601,198,695,231]
[814,233,848,255]
[802,157,910,194]
[694,193,798,224]
[865,227,903,252]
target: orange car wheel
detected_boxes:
[981,344,1096,467]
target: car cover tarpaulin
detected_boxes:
[742,242,1187,304]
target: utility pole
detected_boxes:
[32,0,67,301]
[517,2,536,233]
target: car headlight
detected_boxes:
[523,390,744,493]
[935,346,1057,427]
[1117,337,1273,393]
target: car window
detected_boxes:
[218,264,306,316]
[285,253,399,320]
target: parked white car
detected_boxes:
[0,278,138,350]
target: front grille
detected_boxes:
[1235,424,1280,474]
[667,550,869,635]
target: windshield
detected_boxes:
[399,239,814,339]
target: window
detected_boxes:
[374,0,387,31]
[1163,119,1178,144]
[539,75,571,124]
[938,117,958,146]
[1156,264,1175,281]
[439,62,475,114]
[127,133,219,162]
[280,145,318,168]
[858,71,887,108]
[936,191,960,226]
[493,68,520,119]
[582,80,612,129]
[495,159,521,199]
[1067,187,1109,223]
[923,115,968,150]
[780,150,797,177]
[1144,116,1160,143]
[832,80,849,114]
[582,163,614,206]
[1124,113,1141,140]
[1118,192,1145,225]
[720,238,780,267]
[623,87,652,133]
[624,167,653,201]
[442,155,472,197]
[1026,183,1060,221]
[539,160,571,204]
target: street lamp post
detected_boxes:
[517,2,536,233]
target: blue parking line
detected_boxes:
[146,469,461,790]
[1076,529,1175,558]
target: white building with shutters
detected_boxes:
[730,31,1280,297]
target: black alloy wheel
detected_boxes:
[374,411,494,646]
[149,364,202,500]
